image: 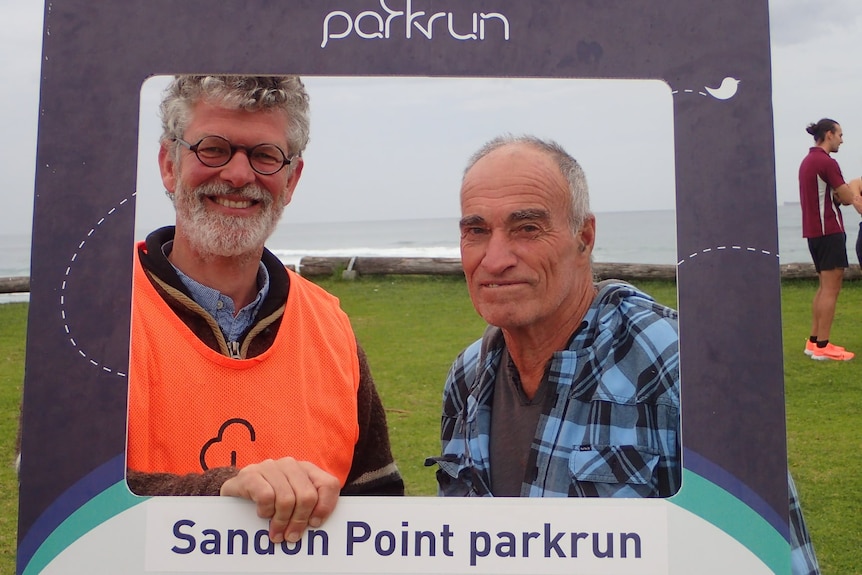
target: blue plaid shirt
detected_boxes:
[431,281,680,498]
[429,281,820,574]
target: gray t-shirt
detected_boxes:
[489,347,549,496]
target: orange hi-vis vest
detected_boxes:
[126,246,360,485]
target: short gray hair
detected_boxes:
[159,75,311,160]
[463,135,591,233]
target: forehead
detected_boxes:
[185,101,289,145]
[460,144,570,215]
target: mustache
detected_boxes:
[193,182,272,205]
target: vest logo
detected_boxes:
[199,418,256,471]
[321,0,511,48]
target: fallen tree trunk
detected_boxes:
[0,276,29,294]
[592,263,676,281]
[778,262,862,279]
[3,260,858,293]
[299,257,464,277]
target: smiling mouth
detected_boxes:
[210,196,259,209]
[482,281,524,288]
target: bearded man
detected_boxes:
[125,76,403,545]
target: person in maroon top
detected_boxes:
[798,118,859,360]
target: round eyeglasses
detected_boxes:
[175,135,294,175]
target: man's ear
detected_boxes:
[158,143,178,195]
[280,157,304,207]
[577,215,596,255]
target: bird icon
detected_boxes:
[704,77,740,100]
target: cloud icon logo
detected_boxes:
[199,418,256,471]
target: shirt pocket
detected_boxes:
[568,444,660,496]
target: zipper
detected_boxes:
[227,341,241,359]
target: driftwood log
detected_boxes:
[779,262,861,280]
[299,257,464,278]
[293,257,841,282]
[2,260,858,293]
[0,276,29,294]
[592,263,676,281]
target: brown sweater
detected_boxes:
[126,227,404,497]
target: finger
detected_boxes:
[220,458,341,544]
[220,466,277,520]
[221,460,292,542]
[254,460,301,543]
[275,459,319,543]
[300,462,341,528]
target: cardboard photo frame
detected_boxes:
[19,1,789,573]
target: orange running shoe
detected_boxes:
[805,340,845,356]
[810,342,854,361]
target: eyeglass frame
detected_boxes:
[173,135,295,176]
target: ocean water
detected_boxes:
[0,204,854,304]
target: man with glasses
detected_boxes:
[126,75,403,545]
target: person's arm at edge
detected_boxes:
[848,177,862,214]
[340,344,405,496]
[127,467,239,495]
[832,181,855,205]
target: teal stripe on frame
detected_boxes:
[22,473,789,574]
[672,470,790,574]
[23,482,145,575]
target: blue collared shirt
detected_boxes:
[162,241,270,344]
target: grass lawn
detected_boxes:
[0,303,26,574]
[314,275,488,495]
[779,280,862,575]
[3,277,860,574]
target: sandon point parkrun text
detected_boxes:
[171,520,645,567]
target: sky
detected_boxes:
[134,75,674,235]
[2,0,861,237]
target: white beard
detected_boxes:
[172,180,285,260]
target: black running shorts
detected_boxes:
[807,232,848,272]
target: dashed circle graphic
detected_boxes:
[676,244,779,266]
[60,193,135,378]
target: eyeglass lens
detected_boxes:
[192,136,288,175]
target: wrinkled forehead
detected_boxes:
[183,102,291,144]
[460,157,571,228]
[461,144,568,204]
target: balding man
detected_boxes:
[429,135,821,575]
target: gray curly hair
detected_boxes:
[159,75,311,160]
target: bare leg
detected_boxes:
[811,268,844,341]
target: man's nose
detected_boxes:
[480,232,517,273]
[218,150,257,188]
